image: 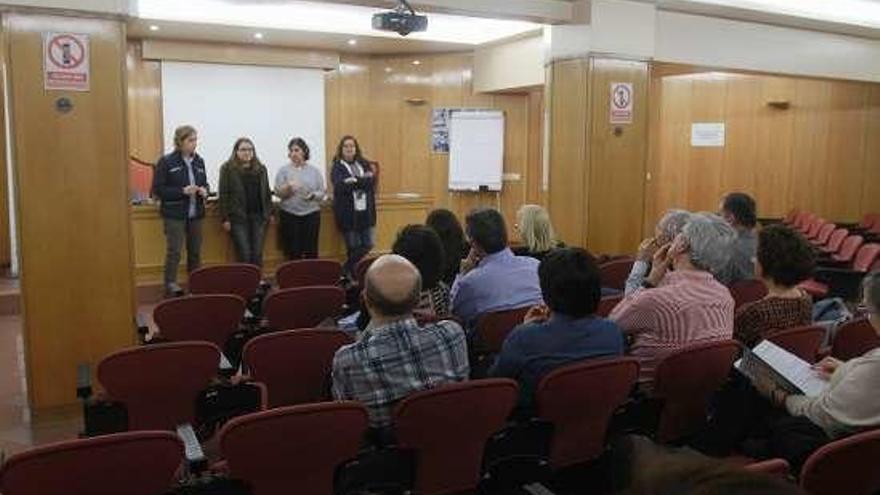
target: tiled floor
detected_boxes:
[0,284,162,459]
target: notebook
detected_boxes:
[735,340,828,397]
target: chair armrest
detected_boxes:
[176,423,208,474]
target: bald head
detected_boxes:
[363,254,422,317]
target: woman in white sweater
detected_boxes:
[695,271,880,471]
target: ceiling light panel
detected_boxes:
[679,0,880,30]
[136,0,541,45]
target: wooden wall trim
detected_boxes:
[140,39,339,70]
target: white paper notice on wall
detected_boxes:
[610,82,633,124]
[43,32,90,91]
[691,122,725,147]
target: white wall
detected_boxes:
[655,11,880,82]
[474,34,545,92]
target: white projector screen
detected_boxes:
[161,61,326,191]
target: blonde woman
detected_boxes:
[513,204,563,262]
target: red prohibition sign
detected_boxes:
[47,35,85,69]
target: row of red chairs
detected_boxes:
[6,351,880,494]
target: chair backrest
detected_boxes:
[860,213,878,230]
[792,211,809,229]
[744,458,790,479]
[97,342,220,430]
[824,228,849,252]
[799,214,818,233]
[599,258,635,291]
[188,263,262,300]
[243,329,353,408]
[597,294,623,317]
[835,235,864,262]
[536,358,639,469]
[766,325,825,363]
[813,223,835,245]
[729,279,768,310]
[276,259,343,289]
[354,255,379,287]
[852,244,880,272]
[831,318,880,361]
[783,209,799,224]
[220,402,368,495]
[800,429,880,495]
[394,379,518,495]
[806,218,826,239]
[653,340,740,443]
[153,294,246,349]
[0,431,183,495]
[473,307,531,353]
[263,286,346,331]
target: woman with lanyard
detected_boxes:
[331,135,376,279]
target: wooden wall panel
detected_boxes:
[586,58,649,255]
[8,14,134,409]
[863,86,880,215]
[126,42,162,161]
[547,58,589,247]
[0,28,9,267]
[647,63,880,230]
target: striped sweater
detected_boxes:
[609,270,735,383]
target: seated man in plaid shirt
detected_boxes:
[331,254,470,431]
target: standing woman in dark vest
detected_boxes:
[218,137,272,266]
[331,135,376,278]
[152,125,209,296]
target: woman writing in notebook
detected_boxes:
[694,271,880,471]
[331,135,376,279]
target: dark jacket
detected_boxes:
[152,150,209,220]
[331,159,376,232]
[218,161,272,223]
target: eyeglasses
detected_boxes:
[238,147,254,152]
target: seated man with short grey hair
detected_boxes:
[610,213,736,385]
[332,254,469,429]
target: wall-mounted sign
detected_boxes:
[609,82,633,124]
[43,32,90,92]
[691,122,726,147]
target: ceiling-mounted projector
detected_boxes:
[372,0,427,36]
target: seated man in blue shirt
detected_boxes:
[489,248,625,410]
[450,207,544,329]
[332,254,469,431]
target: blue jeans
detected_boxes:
[343,227,374,276]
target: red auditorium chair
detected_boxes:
[276,259,343,289]
[393,379,518,495]
[597,294,623,317]
[354,254,379,287]
[263,286,345,331]
[473,306,531,353]
[188,263,262,301]
[810,222,836,247]
[536,358,639,469]
[831,318,880,360]
[97,342,220,430]
[804,218,827,241]
[819,228,849,255]
[0,431,183,495]
[219,402,368,495]
[801,243,880,301]
[800,429,880,495]
[798,214,819,234]
[243,329,352,407]
[766,325,825,363]
[847,213,880,234]
[744,458,790,479]
[599,258,635,291]
[152,294,246,349]
[782,209,799,225]
[652,340,740,443]
[729,279,768,310]
[820,234,864,266]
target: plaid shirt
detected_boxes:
[331,317,469,428]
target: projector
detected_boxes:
[372,0,427,36]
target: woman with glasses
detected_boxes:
[275,137,326,259]
[694,271,880,472]
[219,137,272,266]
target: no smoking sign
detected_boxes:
[43,32,90,92]
[609,82,633,125]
